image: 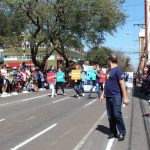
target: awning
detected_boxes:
[7,62,35,67]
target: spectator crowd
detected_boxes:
[133,64,150,104]
[0,64,59,97]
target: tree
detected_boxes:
[85,47,133,71]
[85,46,112,67]
[2,0,126,69]
[0,2,27,47]
[113,51,133,71]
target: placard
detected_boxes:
[87,69,96,80]
[70,70,81,82]
[47,73,56,83]
[56,72,65,82]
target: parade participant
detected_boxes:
[99,69,107,92]
[56,67,65,95]
[81,65,85,96]
[88,64,101,99]
[73,64,82,99]
[100,54,129,141]
[47,66,56,98]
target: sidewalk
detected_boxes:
[79,86,150,150]
[133,86,150,148]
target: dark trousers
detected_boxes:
[56,82,65,94]
[74,81,81,96]
[106,95,126,135]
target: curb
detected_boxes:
[139,98,150,148]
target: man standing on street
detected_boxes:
[100,54,129,141]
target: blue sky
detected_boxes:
[104,0,145,69]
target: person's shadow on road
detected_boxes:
[95,125,109,136]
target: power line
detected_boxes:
[120,51,141,54]
[123,3,144,7]
[127,18,144,23]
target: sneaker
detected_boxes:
[55,93,57,96]
[51,95,54,98]
[74,94,79,97]
[108,133,118,139]
[148,99,150,104]
[87,96,91,99]
[78,96,81,99]
[63,93,66,96]
[118,133,125,141]
[82,93,85,97]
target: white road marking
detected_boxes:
[20,94,49,102]
[52,97,70,104]
[11,123,57,150]
[83,99,97,108]
[105,138,115,150]
[72,111,107,150]
[50,141,58,146]
[26,116,36,121]
[0,89,73,107]
[59,128,75,138]
[0,94,49,107]
[0,119,5,122]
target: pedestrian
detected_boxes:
[39,70,45,90]
[100,54,129,141]
[73,64,82,99]
[47,66,56,98]
[88,64,101,99]
[81,66,85,96]
[99,69,107,92]
[56,67,65,95]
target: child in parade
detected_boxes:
[56,67,66,95]
[47,66,56,98]
[99,69,107,92]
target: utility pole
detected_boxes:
[145,0,150,62]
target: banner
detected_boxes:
[70,70,81,82]
[56,72,65,82]
[47,73,56,83]
[125,72,133,88]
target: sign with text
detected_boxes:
[56,72,65,82]
[70,70,81,82]
[87,69,96,80]
[47,73,56,83]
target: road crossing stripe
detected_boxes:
[52,97,70,103]
[83,99,97,108]
[105,138,115,150]
[72,111,107,150]
[0,89,73,107]
[0,119,5,122]
[11,123,57,150]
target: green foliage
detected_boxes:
[0,1,28,46]
[112,51,133,72]
[86,48,133,71]
[85,47,112,67]
[1,0,126,69]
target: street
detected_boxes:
[0,88,149,150]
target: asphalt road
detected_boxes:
[0,88,149,150]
